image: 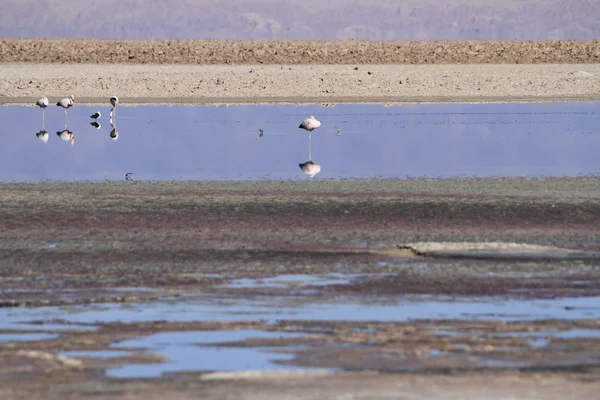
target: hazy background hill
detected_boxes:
[1,0,599,41]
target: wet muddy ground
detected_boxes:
[1,178,600,398]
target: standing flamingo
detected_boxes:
[298,121,321,177]
[298,116,321,133]
[110,96,118,118]
[298,115,322,146]
[36,97,49,127]
[56,95,75,125]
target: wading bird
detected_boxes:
[90,111,101,119]
[36,97,49,126]
[90,121,101,129]
[335,126,342,136]
[125,172,134,182]
[298,123,321,177]
[259,128,264,138]
[298,116,321,133]
[56,95,75,124]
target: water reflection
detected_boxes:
[36,130,48,143]
[1,101,599,182]
[35,102,49,143]
[56,129,75,145]
[109,117,119,141]
[299,128,321,177]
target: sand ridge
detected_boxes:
[1,39,600,65]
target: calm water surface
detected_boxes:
[0,102,599,181]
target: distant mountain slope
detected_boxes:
[1,0,599,40]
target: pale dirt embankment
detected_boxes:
[0,39,599,103]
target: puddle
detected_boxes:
[1,102,599,182]
[107,329,308,378]
[57,350,131,358]
[0,323,97,332]
[500,328,600,342]
[0,333,59,343]
[2,295,600,327]
[106,287,163,292]
[224,273,360,288]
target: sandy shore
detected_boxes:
[1,63,600,104]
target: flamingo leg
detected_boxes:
[42,109,45,129]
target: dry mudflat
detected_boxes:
[0,39,599,103]
[1,179,600,399]
[1,178,599,304]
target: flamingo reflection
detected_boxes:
[57,129,75,145]
[109,112,118,141]
[36,130,49,143]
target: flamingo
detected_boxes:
[56,129,75,145]
[56,95,75,125]
[298,116,321,133]
[110,96,119,119]
[298,123,321,177]
[90,111,101,119]
[36,97,49,126]
[90,121,101,129]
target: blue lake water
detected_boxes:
[2,295,600,328]
[107,330,309,378]
[0,102,599,181]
